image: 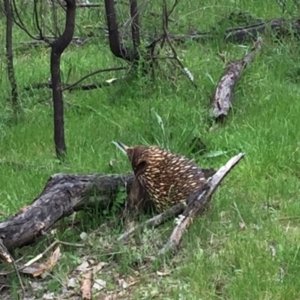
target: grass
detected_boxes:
[1,0,300,299]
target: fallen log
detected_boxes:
[211,37,262,121]
[167,17,300,44]
[0,165,216,256]
[0,173,134,252]
[160,152,244,255]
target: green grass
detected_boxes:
[1,0,300,299]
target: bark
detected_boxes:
[0,173,134,252]
[211,37,263,121]
[50,0,76,159]
[4,0,20,114]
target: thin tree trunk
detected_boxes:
[104,0,137,61]
[50,0,76,159]
[4,0,20,115]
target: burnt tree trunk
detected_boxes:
[129,0,140,54]
[104,0,137,62]
[4,0,20,115]
[50,0,76,159]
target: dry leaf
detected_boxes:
[156,270,171,276]
[118,278,128,289]
[269,243,276,257]
[80,232,88,240]
[105,78,116,84]
[93,279,106,291]
[67,277,78,288]
[22,246,61,277]
[239,222,247,230]
[109,159,116,167]
[81,271,93,300]
[42,292,55,300]
[76,261,91,272]
[92,262,107,274]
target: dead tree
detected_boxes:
[104,0,139,62]
[50,0,76,159]
[3,0,20,116]
[11,0,76,159]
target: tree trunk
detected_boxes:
[50,0,76,159]
[104,0,137,61]
[4,0,20,116]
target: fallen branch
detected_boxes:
[118,203,185,242]
[24,78,119,92]
[0,173,134,252]
[160,152,244,255]
[19,36,90,49]
[154,17,300,45]
[211,37,262,121]
[62,66,125,91]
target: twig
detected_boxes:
[159,153,244,255]
[167,0,179,20]
[0,238,25,298]
[162,0,197,88]
[0,239,84,276]
[232,201,246,227]
[62,66,126,91]
[118,203,185,242]
[24,239,85,268]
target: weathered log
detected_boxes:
[0,164,218,256]
[211,37,262,121]
[160,152,244,255]
[0,173,134,252]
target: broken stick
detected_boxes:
[211,37,262,121]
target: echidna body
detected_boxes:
[115,142,207,212]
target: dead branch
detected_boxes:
[0,239,25,297]
[118,203,185,242]
[211,37,263,121]
[0,173,134,252]
[162,0,197,88]
[24,78,119,92]
[158,17,300,45]
[62,66,125,91]
[160,153,245,255]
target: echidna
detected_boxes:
[114,141,215,212]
